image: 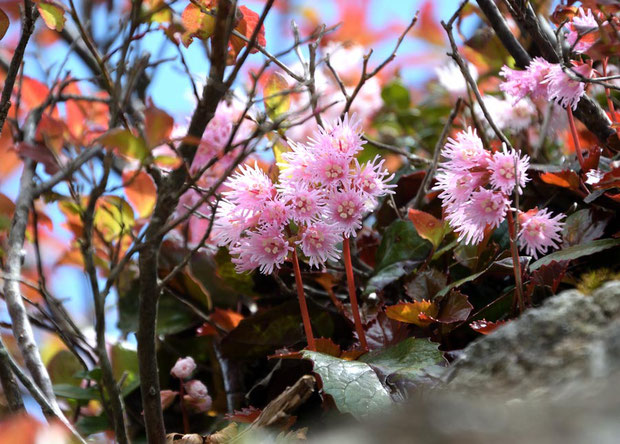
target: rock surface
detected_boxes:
[310,281,620,444]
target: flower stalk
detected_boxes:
[343,237,368,350]
[506,210,525,313]
[292,248,316,351]
[566,106,585,171]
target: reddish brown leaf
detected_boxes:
[595,167,620,190]
[470,319,507,335]
[540,170,580,190]
[0,8,9,41]
[583,146,602,172]
[144,101,174,148]
[364,312,409,350]
[210,308,243,332]
[229,6,266,60]
[437,289,473,323]
[15,141,59,174]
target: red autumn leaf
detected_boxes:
[470,319,508,335]
[411,1,444,46]
[20,77,50,111]
[210,308,244,332]
[408,208,446,249]
[594,167,620,190]
[229,6,266,60]
[35,113,67,153]
[225,406,262,423]
[385,300,439,327]
[583,146,602,172]
[123,169,157,219]
[144,101,174,148]
[0,8,9,41]
[539,170,580,190]
[0,123,20,180]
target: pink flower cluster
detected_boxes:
[214,114,394,274]
[566,8,601,53]
[168,356,212,413]
[434,127,565,258]
[500,58,592,110]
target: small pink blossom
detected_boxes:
[488,145,530,194]
[185,380,209,400]
[231,225,292,274]
[352,156,395,204]
[435,170,487,212]
[326,187,365,238]
[222,163,276,211]
[258,198,290,227]
[171,357,196,379]
[279,183,324,224]
[298,222,342,268]
[543,63,592,110]
[279,142,315,185]
[443,127,490,170]
[518,208,565,258]
[311,150,351,188]
[527,57,555,100]
[566,8,600,53]
[499,66,536,104]
[212,201,257,247]
[310,113,364,160]
[448,189,509,245]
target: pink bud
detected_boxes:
[170,356,196,379]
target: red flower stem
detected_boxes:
[566,106,585,170]
[603,58,618,122]
[342,237,368,351]
[506,210,525,313]
[179,380,189,434]
[292,248,316,351]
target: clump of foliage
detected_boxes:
[0,0,620,442]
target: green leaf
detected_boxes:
[109,344,141,396]
[375,220,432,270]
[0,8,9,41]
[94,195,135,242]
[98,129,149,162]
[381,80,410,109]
[364,261,414,295]
[530,238,620,271]
[53,384,100,401]
[302,351,392,420]
[47,350,83,386]
[436,265,492,298]
[76,414,110,436]
[359,337,444,380]
[37,1,66,32]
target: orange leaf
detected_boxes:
[123,169,156,218]
[144,101,173,148]
[229,6,266,60]
[181,2,216,47]
[210,308,243,332]
[411,1,444,46]
[313,337,342,357]
[539,170,580,190]
[384,300,439,327]
[20,77,50,111]
[407,208,446,249]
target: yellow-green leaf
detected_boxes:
[94,196,135,242]
[37,1,66,32]
[264,72,290,119]
[98,129,149,162]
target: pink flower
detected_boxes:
[352,156,395,204]
[527,57,555,100]
[185,380,209,400]
[443,127,490,170]
[434,169,487,207]
[171,357,196,379]
[566,8,600,53]
[311,150,350,188]
[212,201,258,247]
[499,57,553,103]
[231,224,292,274]
[448,189,509,245]
[543,63,591,110]
[279,141,315,185]
[499,66,536,104]
[326,187,365,238]
[258,197,290,227]
[518,208,565,258]
[222,163,276,211]
[279,183,324,224]
[488,145,530,194]
[310,113,364,160]
[298,222,342,268]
